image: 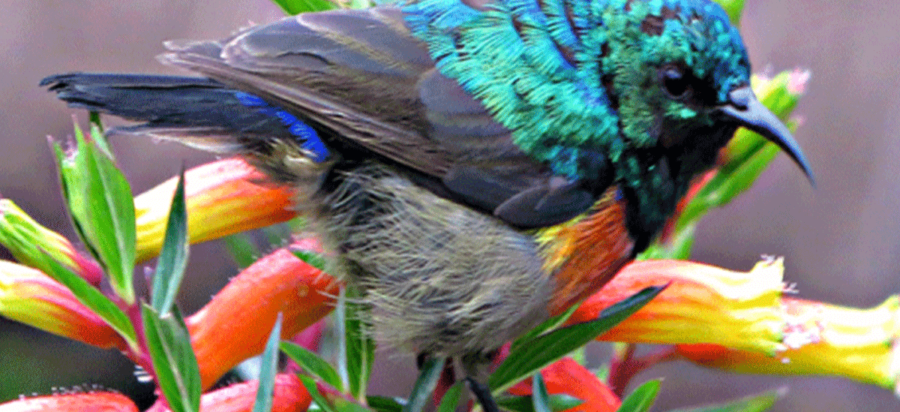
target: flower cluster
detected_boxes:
[0,1,896,411]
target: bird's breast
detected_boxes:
[534,186,637,315]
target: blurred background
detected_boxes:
[1,0,898,410]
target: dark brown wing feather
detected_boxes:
[161,6,598,227]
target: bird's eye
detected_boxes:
[660,65,691,99]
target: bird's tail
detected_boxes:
[40,73,328,162]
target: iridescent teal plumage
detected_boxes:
[42,2,813,410]
[402,0,769,239]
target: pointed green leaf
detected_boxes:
[436,382,463,412]
[280,340,343,390]
[531,374,551,412]
[299,374,339,412]
[151,169,189,315]
[336,287,374,401]
[142,304,201,412]
[88,116,114,159]
[367,396,406,412]
[512,303,581,352]
[39,252,137,349]
[496,394,585,412]
[402,357,444,412]
[253,315,282,412]
[270,0,336,15]
[665,388,785,412]
[335,291,350,395]
[55,123,136,304]
[490,286,666,393]
[616,380,661,412]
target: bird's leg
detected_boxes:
[465,376,500,412]
[461,351,501,412]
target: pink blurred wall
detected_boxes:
[1,1,899,410]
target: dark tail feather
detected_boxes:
[40,73,323,157]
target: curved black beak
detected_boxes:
[720,87,815,186]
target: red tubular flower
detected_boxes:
[0,261,124,349]
[145,374,311,412]
[571,258,787,355]
[0,391,138,412]
[508,358,621,412]
[186,246,340,389]
[135,158,297,262]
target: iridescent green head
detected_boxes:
[404,0,812,242]
[599,0,750,148]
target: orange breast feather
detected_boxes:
[535,187,636,315]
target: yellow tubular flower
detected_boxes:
[134,158,297,262]
[0,261,124,349]
[570,258,787,355]
[676,295,900,393]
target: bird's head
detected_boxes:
[592,0,814,241]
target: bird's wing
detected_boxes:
[161,7,604,227]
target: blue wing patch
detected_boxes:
[234,91,331,163]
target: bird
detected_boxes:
[42,0,813,410]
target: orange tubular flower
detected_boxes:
[186,246,340,389]
[134,158,297,262]
[0,261,124,349]
[571,258,787,355]
[0,391,138,412]
[145,374,311,412]
[508,358,621,412]
[676,295,900,393]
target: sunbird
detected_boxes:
[43,0,813,409]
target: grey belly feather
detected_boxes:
[314,164,554,357]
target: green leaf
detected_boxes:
[88,115,113,159]
[333,399,375,412]
[292,249,327,271]
[223,233,260,268]
[270,0,336,15]
[348,0,374,9]
[490,286,666,393]
[55,123,136,304]
[142,304,201,412]
[711,0,745,25]
[616,380,661,412]
[335,288,374,401]
[512,303,580,352]
[531,374,551,412]
[253,315,282,412]
[36,252,137,349]
[280,340,343,391]
[151,169,189,315]
[299,374,339,412]
[335,291,350,394]
[664,388,785,412]
[402,357,445,412]
[367,396,406,412]
[496,394,584,412]
[436,382,463,412]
